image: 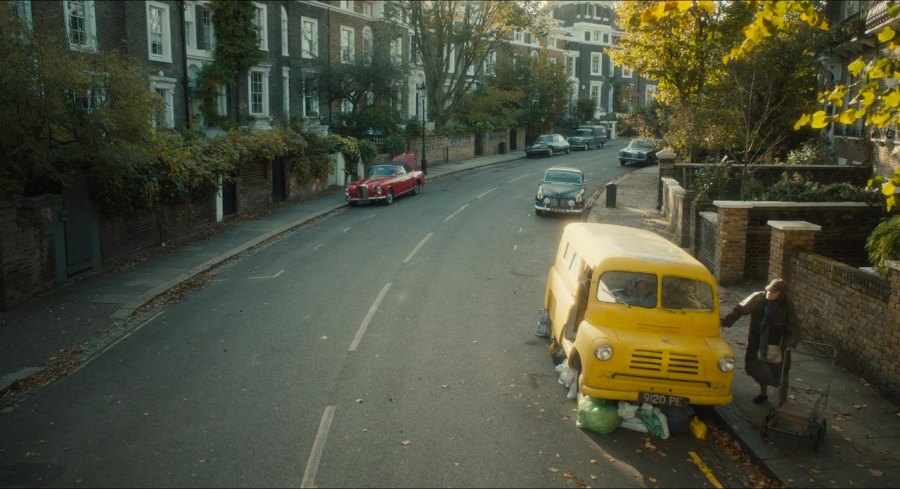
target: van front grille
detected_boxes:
[629,349,700,376]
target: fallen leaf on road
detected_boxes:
[590,459,597,464]
[869,469,883,477]
[401,440,411,446]
[441,384,448,389]
[548,467,560,473]
[590,475,597,480]
[355,399,363,403]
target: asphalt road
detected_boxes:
[0,148,753,487]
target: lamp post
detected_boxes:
[417,82,428,175]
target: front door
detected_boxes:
[62,177,100,276]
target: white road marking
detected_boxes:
[444,204,469,222]
[343,227,351,232]
[73,309,166,374]
[247,269,284,280]
[313,243,324,250]
[404,233,433,264]
[507,173,532,183]
[514,245,518,251]
[349,282,392,351]
[300,405,336,488]
[478,187,498,199]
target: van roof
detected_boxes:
[562,223,713,278]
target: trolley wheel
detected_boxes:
[813,420,827,452]
[549,339,566,366]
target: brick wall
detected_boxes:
[100,199,216,266]
[407,134,475,166]
[0,200,57,310]
[790,251,898,402]
[237,160,273,213]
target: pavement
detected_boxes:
[1,140,897,488]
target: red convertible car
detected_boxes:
[344,155,425,206]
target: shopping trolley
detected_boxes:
[759,339,838,452]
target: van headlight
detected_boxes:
[594,344,613,361]
[718,355,736,373]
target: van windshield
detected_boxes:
[596,272,714,311]
[596,271,657,308]
[575,129,592,137]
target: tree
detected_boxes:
[453,86,524,133]
[574,98,598,125]
[384,0,549,132]
[610,0,731,162]
[636,1,900,135]
[490,52,571,138]
[0,18,162,200]
[309,32,407,136]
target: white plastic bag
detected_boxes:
[620,416,649,433]
[555,363,577,388]
[617,401,639,420]
[636,403,670,439]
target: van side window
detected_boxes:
[661,276,714,311]
[596,271,657,308]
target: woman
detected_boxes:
[721,278,797,406]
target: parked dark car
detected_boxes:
[567,125,608,150]
[618,139,660,166]
[526,134,571,158]
[534,167,586,216]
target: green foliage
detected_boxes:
[694,161,734,199]
[195,0,263,124]
[358,139,378,165]
[328,134,361,165]
[381,134,408,157]
[453,85,524,132]
[865,216,900,278]
[0,19,161,200]
[785,139,836,166]
[289,130,332,183]
[574,98,597,125]
[404,118,425,136]
[748,172,878,203]
[355,104,405,138]
[867,168,900,214]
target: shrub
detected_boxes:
[756,173,876,203]
[381,134,408,157]
[865,216,900,278]
[358,139,378,166]
[785,138,835,166]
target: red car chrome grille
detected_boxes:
[359,185,369,199]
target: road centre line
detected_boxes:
[404,232,433,264]
[313,243,324,250]
[349,282,392,352]
[444,203,469,222]
[300,405,336,488]
[507,173,532,184]
[247,269,284,280]
[343,227,351,232]
[477,187,498,199]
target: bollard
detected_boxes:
[605,183,617,208]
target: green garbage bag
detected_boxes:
[576,396,620,434]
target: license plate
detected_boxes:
[638,392,689,407]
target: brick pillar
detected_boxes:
[885,260,900,398]
[657,149,676,210]
[714,202,752,285]
[677,188,695,248]
[767,220,821,284]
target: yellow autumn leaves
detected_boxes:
[637,1,898,133]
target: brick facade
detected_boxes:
[0,200,58,310]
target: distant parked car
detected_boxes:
[567,125,608,150]
[526,134,570,158]
[534,167,586,216]
[344,160,425,206]
[618,139,660,166]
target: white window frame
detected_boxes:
[253,2,268,52]
[514,29,523,42]
[567,55,577,78]
[390,37,402,65]
[64,0,97,52]
[340,26,355,64]
[622,67,633,78]
[150,76,176,129]
[248,67,270,117]
[303,79,319,117]
[282,67,290,118]
[146,2,173,63]
[484,50,496,76]
[280,6,288,56]
[360,2,373,16]
[590,53,602,75]
[590,82,602,117]
[216,84,227,117]
[645,85,657,102]
[362,26,373,62]
[340,0,352,10]
[301,17,318,59]
[9,0,33,29]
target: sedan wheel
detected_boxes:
[619,159,627,166]
[413,181,420,195]
[384,189,394,205]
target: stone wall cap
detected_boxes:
[713,201,753,209]
[886,260,900,272]
[767,220,822,231]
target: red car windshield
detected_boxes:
[369,166,397,177]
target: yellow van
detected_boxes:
[541,223,735,407]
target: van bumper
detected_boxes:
[580,385,733,407]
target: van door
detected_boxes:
[565,267,592,343]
